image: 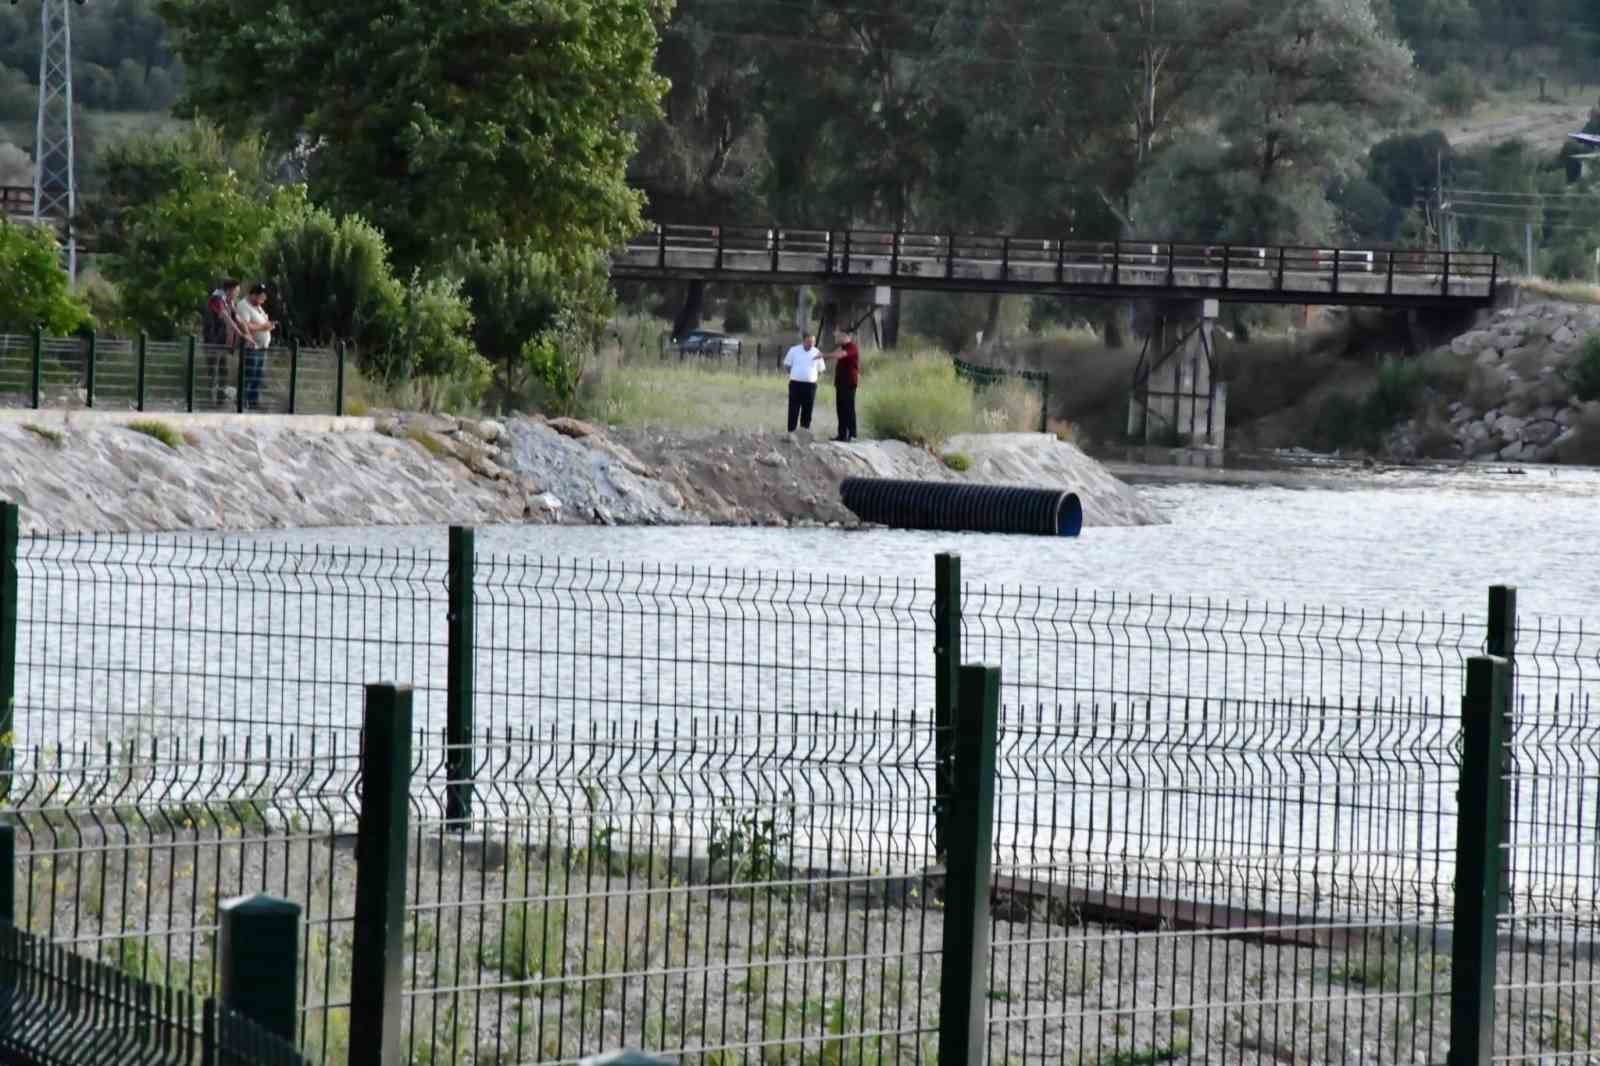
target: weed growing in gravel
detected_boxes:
[21,423,62,445]
[1101,1039,1192,1065]
[126,419,183,449]
[708,796,793,889]
[483,900,569,985]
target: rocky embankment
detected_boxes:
[1389,297,1600,463]
[0,410,1160,534]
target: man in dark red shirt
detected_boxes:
[827,329,862,441]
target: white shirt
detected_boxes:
[235,298,271,349]
[784,344,823,383]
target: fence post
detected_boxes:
[217,893,301,1043]
[446,526,476,830]
[350,682,413,1066]
[938,663,1000,1066]
[84,332,96,409]
[0,824,13,926]
[0,501,16,785]
[235,342,247,414]
[288,339,300,416]
[1449,655,1509,1066]
[1487,585,1516,912]
[185,337,196,414]
[1039,374,1050,433]
[933,553,961,864]
[335,340,347,416]
[29,326,41,410]
[135,332,148,412]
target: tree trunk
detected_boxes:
[671,280,706,344]
[1103,304,1127,349]
[881,288,902,349]
[980,294,1003,350]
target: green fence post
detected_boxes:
[933,552,962,864]
[1039,374,1051,433]
[236,342,247,414]
[938,662,1000,1066]
[1449,654,1509,1066]
[0,501,16,786]
[217,894,301,1043]
[135,332,147,412]
[350,682,413,1066]
[0,824,13,926]
[29,326,41,410]
[335,340,347,416]
[287,339,300,416]
[1487,584,1516,915]
[446,526,476,830]
[185,336,197,414]
[84,332,96,409]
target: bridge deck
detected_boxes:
[614,225,1499,308]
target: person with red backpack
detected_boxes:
[202,279,248,406]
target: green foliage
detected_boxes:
[125,420,183,449]
[160,0,670,271]
[1307,356,1437,453]
[454,241,612,411]
[708,797,792,886]
[1432,63,1482,116]
[108,166,307,336]
[1563,334,1600,403]
[374,273,489,412]
[1103,1041,1193,1066]
[482,901,568,985]
[21,424,63,446]
[720,303,753,333]
[521,334,583,417]
[260,207,394,350]
[942,451,972,471]
[0,220,93,334]
[862,355,982,447]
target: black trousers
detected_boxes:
[835,383,857,441]
[787,381,817,431]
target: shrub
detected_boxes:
[1433,64,1481,117]
[0,220,94,334]
[721,303,753,333]
[1563,334,1600,403]
[21,423,62,446]
[861,356,981,447]
[260,208,395,351]
[522,333,582,416]
[942,451,972,471]
[125,420,182,449]
[977,378,1044,432]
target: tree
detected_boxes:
[0,220,93,334]
[259,206,396,351]
[159,0,671,270]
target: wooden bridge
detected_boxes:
[613,224,1501,309]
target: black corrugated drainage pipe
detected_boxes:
[840,477,1083,537]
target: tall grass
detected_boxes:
[860,355,983,447]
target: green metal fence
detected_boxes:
[0,330,347,416]
[1,510,1598,1064]
[953,356,1051,433]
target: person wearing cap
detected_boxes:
[234,283,275,412]
[825,329,862,441]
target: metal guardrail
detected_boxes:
[0,330,347,416]
[615,224,1502,306]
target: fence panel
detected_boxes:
[4,737,360,1066]
[402,713,944,1065]
[14,533,447,750]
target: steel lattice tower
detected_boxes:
[33,0,77,282]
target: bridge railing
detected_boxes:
[619,224,1500,301]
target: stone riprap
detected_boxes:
[0,411,1160,534]
[1390,298,1600,463]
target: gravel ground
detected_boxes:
[15,816,1598,1066]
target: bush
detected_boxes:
[861,356,981,447]
[1563,334,1600,403]
[0,220,94,334]
[1305,356,1434,453]
[977,378,1044,432]
[942,452,972,471]
[721,303,753,333]
[126,420,182,449]
[522,333,582,416]
[260,208,395,351]
[1433,64,1481,117]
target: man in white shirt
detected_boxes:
[234,283,275,412]
[782,333,824,432]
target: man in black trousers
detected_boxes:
[782,333,824,432]
[828,329,861,441]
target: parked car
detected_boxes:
[668,330,743,360]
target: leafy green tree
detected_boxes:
[108,170,306,336]
[454,240,612,410]
[373,272,490,412]
[259,207,396,351]
[159,0,670,270]
[0,220,94,334]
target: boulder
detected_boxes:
[547,417,599,439]
[1521,419,1562,447]
[1499,441,1528,460]
[1451,331,1493,357]
[1493,415,1527,440]
[1551,324,1577,345]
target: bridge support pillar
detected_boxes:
[1127,299,1227,449]
[819,285,881,351]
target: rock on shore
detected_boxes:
[0,410,1160,534]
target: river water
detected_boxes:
[13,462,1600,908]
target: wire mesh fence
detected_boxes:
[4,737,360,1065]
[4,524,1600,1063]
[0,333,343,415]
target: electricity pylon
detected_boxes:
[31,0,79,282]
